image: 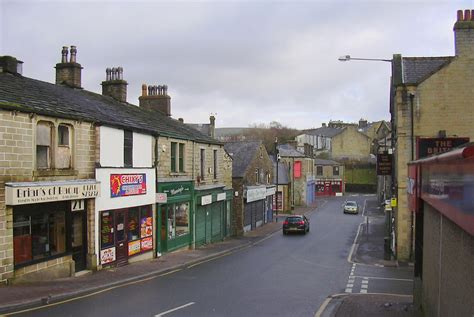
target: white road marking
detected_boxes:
[345,288,353,293]
[155,302,195,317]
[346,284,354,288]
[361,284,368,289]
[360,289,368,293]
[351,275,413,282]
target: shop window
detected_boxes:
[166,202,190,239]
[213,149,217,179]
[100,211,114,249]
[333,166,339,176]
[36,122,52,169]
[200,149,205,180]
[316,166,323,176]
[13,207,67,266]
[124,130,133,168]
[128,206,153,256]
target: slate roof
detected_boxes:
[271,157,290,184]
[315,158,341,166]
[0,72,221,144]
[277,144,305,158]
[224,141,262,178]
[402,56,453,84]
[187,123,211,137]
[301,126,344,138]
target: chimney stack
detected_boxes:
[55,46,82,88]
[209,115,216,138]
[454,9,474,57]
[139,84,171,116]
[0,56,23,75]
[101,67,128,103]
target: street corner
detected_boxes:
[315,293,348,317]
[316,293,415,317]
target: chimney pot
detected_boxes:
[61,46,69,63]
[178,118,184,123]
[458,9,463,21]
[118,67,123,80]
[106,68,111,81]
[70,45,77,63]
[142,84,147,96]
[471,9,474,21]
[465,9,471,21]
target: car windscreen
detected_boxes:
[346,202,357,207]
[286,217,303,223]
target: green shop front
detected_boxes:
[157,181,193,253]
[194,186,233,247]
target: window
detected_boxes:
[166,202,190,239]
[333,166,339,176]
[124,130,133,167]
[36,122,52,169]
[255,168,260,183]
[213,150,217,179]
[179,143,185,172]
[200,149,205,180]
[171,142,177,172]
[100,211,114,249]
[294,161,302,178]
[266,172,271,184]
[58,125,69,146]
[316,166,323,176]
[13,205,67,266]
[171,142,185,173]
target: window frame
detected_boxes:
[124,130,133,168]
[316,165,323,176]
[213,149,217,179]
[333,166,339,176]
[36,122,53,170]
[200,149,205,180]
[171,142,177,172]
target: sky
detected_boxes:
[1,0,472,130]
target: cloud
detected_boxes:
[1,0,471,129]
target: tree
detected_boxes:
[243,121,299,155]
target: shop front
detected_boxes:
[96,169,156,268]
[156,181,193,253]
[243,185,267,232]
[195,186,232,247]
[316,179,343,196]
[306,178,315,205]
[6,180,99,281]
[265,186,276,223]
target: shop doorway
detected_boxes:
[115,209,128,266]
[71,210,87,272]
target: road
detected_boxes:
[10,195,411,317]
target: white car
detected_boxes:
[343,201,359,214]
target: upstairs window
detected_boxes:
[200,149,205,180]
[179,143,185,172]
[56,124,72,169]
[58,125,69,146]
[316,166,323,176]
[171,142,185,173]
[36,122,52,169]
[171,142,177,172]
[213,150,217,179]
[333,166,340,176]
[124,130,133,168]
[255,168,260,183]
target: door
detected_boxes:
[115,209,128,266]
[160,206,168,252]
[205,206,212,244]
[71,210,87,272]
[324,182,331,196]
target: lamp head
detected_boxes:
[338,55,351,62]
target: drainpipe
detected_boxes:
[409,92,415,261]
[192,141,196,250]
[154,136,160,257]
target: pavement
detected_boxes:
[0,197,418,316]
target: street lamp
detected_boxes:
[338,55,392,62]
[274,137,279,222]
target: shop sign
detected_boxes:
[217,193,226,201]
[128,240,141,256]
[266,187,276,196]
[246,187,266,203]
[156,193,168,204]
[377,153,392,175]
[417,137,469,159]
[100,247,116,265]
[161,182,192,197]
[201,195,212,206]
[141,237,153,251]
[6,181,100,206]
[110,174,146,198]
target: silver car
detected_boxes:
[343,201,359,214]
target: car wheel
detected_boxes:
[283,230,287,235]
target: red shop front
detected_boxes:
[316,179,343,196]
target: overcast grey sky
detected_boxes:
[1,0,472,129]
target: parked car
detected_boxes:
[282,215,309,235]
[343,201,359,214]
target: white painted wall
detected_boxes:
[100,126,124,167]
[133,132,153,167]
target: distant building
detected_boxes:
[315,159,344,196]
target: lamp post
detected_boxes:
[340,54,393,259]
[275,137,279,222]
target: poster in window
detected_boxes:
[100,247,116,264]
[128,240,141,256]
[101,212,114,248]
[140,217,153,238]
[141,237,153,251]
